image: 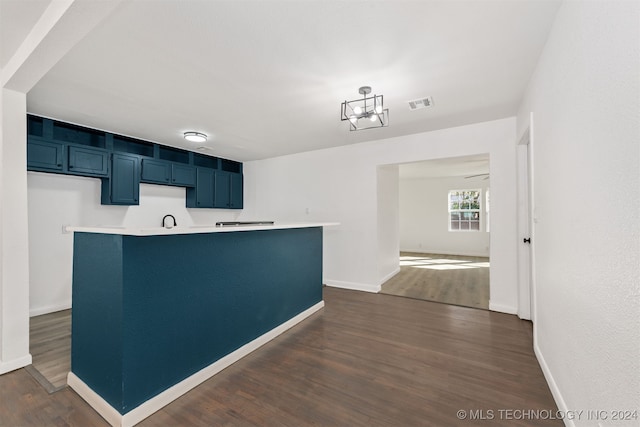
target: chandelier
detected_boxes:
[340,86,389,131]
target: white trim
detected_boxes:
[378,267,400,287]
[324,280,380,293]
[529,112,538,325]
[488,301,518,314]
[67,373,123,427]
[534,343,573,427]
[0,354,32,375]
[68,301,325,427]
[29,302,71,317]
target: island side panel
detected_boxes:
[71,232,125,411]
[120,227,323,413]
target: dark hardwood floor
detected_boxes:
[1,287,559,426]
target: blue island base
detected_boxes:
[69,227,324,427]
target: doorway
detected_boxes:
[380,154,491,310]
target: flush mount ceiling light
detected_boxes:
[340,86,389,131]
[183,131,208,143]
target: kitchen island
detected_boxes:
[66,222,336,427]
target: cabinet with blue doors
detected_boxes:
[27,114,242,209]
[186,168,215,208]
[230,172,243,209]
[102,153,140,205]
[68,146,109,177]
[213,171,242,209]
[27,139,64,172]
[142,159,196,187]
[141,158,170,184]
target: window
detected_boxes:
[448,189,481,231]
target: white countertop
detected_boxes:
[65,222,339,236]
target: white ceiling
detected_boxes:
[9,0,561,162]
[0,0,51,68]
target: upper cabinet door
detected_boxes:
[171,164,196,187]
[68,146,109,177]
[110,153,140,205]
[230,173,243,209]
[141,159,171,184]
[187,167,214,208]
[214,171,231,208]
[27,139,64,172]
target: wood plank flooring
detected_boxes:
[28,309,71,392]
[1,287,559,426]
[381,252,490,309]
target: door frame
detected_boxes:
[516,113,536,321]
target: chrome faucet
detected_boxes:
[162,214,177,229]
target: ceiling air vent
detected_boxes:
[408,96,434,110]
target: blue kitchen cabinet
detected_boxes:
[171,163,196,187]
[27,115,242,209]
[68,146,109,177]
[27,139,64,172]
[142,159,195,187]
[141,159,171,184]
[230,172,243,209]
[186,167,214,208]
[214,171,231,208]
[213,171,243,209]
[102,153,140,205]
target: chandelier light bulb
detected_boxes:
[349,115,358,124]
[375,105,383,114]
[353,106,363,115]
[369,114,378,122]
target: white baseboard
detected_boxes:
[68,301,325,427]
[378,268,400,287]
[68,373,123,426]
[488,301,518,314]
[0,354,32,375]
[30,302,72,317]
[534,342,572,427]
[324,279,380,293]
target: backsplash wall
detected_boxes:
[27,171,243,316]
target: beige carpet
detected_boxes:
[380,252,490,310]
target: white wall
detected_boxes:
[399,176,490,256]
[516,0,640,423]
[27,172,244,316]
[0,89,32,373]
[376,165,400,283]
[245,117,519,312]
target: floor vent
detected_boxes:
[408,96,434,110]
